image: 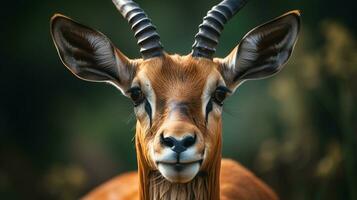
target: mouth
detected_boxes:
[157,160,202,183]
[158,160,202,171]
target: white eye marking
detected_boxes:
[131,71,156,126]
[201,72,226,119]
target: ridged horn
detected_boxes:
[192,0,248,59]
[112,0,164,59]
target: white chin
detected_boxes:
[157,162,200,183]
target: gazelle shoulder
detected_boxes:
[220,158,278,200]
[82,171,138,200]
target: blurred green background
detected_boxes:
[1,0,356,199]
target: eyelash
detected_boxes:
[212,86,231,106]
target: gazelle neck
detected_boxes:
[135,122,222,200]
[147,171,209,199]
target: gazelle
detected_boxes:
[50,0,300,199]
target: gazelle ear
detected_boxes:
[215,11,301,91]
[50,14,137,93]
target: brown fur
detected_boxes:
[148,171,208,200]
[82,54,278,200]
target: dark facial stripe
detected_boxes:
[205,99,213,122]
[145,99,152,126]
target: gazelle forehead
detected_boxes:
[137,55,221,99]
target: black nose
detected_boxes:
[160,134,196,154]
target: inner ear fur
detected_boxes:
[215,10,301,90]
[50,14,137,92]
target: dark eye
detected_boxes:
[127,87,145,106]
[212,86,231,106]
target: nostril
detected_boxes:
[160,134,175,148]
[182,134,196,148]
[160,134,196,154]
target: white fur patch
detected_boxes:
[155,146,202,164]
[201,71,226,119]
[158,162,200,183]
[130,71,156,127]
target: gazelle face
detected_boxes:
[132,56,226,182]
[51,0,300,184]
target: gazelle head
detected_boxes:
[51,0,300,184]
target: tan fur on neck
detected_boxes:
[148,171,208,200]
